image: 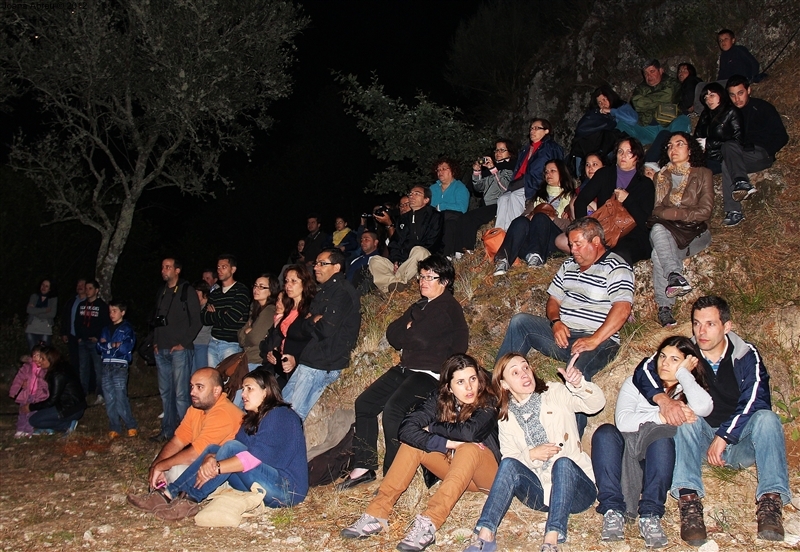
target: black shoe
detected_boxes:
[148,433,169,443]
[336,470,377,491]
[665,272,692,298]
[658,306,677,327]
[732,180,756,202]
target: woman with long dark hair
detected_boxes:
[25,278,58,350]
[259,264,316,388]
[591,336,711,547]
[493,159,577,275]
[129,369,308,521]
[463,353,605,552]
[342,354,499,552]
[574,136,656,265]
[693,81,743,174]
[650,132,713,327]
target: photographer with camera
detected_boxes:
[152,258,203,442]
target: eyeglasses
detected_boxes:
[494,147,508,152]
[313,261,334,267]
[409,191,425,197]
[530,126,545,131]
[417,274,440,282]
[253,284,270,290]
[667,140,688,149]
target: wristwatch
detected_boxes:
[549,318,560,328]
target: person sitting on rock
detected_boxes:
[718,74,788,227]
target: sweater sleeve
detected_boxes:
[426,405,498,444]
[615,377,662,432]
[675,367,714,417]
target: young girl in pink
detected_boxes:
[9,346,50,438]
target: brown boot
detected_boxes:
[756,493,784,541]
[679,493,707,546]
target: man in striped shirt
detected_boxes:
[496,218,633,432]
[202,254,251,367]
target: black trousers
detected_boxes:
[352,366,437,475]
[455,204,497,253]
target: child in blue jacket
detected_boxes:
[97,300,138,438]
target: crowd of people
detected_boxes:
[11,29,792,552]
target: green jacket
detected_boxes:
[631,76,680,126]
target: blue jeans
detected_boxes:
[496,314,619,434]
[30,406,84,432]
[155,348,191,439]
[281,364,341,421]
[591,424,673,517]
[671,410,791,504]
[78,340,103,396]
[476,457,596,543]
[167,441,300,507]
[101,362,138,433]
[192,343,209,374]
[207,337,242,368]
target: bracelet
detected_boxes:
[216,461,221,475]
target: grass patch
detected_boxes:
[271,508,294,529]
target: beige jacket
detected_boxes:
[499,379,605,505]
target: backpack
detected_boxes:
[307,425,354,487]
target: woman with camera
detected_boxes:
[259,264,316,389]
[453,139,517,256]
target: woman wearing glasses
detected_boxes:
[650,132,713,326]
[338,254,469,490]
[574,136,655,266]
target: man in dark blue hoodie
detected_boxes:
[632,296,789,545]
[74,279,110,403]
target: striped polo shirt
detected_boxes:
[547,252,634,343]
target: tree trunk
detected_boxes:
[95,197,137,301]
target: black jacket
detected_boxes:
[694,104,743,161]
[574,166,655,264]
[29,362,87,418]
[74,298,110,341]
[385,292,468,373]
[259,313,312,366]
[389,205,443,263]
[398,392,500,464]
[740,97,789,160]
[298,274,361,372]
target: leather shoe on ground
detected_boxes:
[679,492,707,546]
[336,470,377,491]
[126,489,170,513]
[154,492,200,521]
[756,492,784,541]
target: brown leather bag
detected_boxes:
[590,197,636,248]
[215,352,250,398]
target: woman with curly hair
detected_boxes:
[650,132,714,326]
[341,354,499,552]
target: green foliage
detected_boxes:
[337,73,492,194]
[1,0,308,295]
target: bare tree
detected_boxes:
[1,0,308,296]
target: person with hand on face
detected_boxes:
[632,296,791,545]
[343,354,498,552]
[462,353,605,552]
[591,336,712,548]
[128,369,307,521]
[280,249,361,421]
[338,255,468,491]
[24,346,86,436]
[495,217,633,436]
[370,186,442,294]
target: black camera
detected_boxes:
[362,212,373,218]
[373,206,388,217]
[153,314,168,327]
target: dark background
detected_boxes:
[1,0,484,327]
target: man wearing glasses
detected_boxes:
[281,248,361,420]
[369,185,442,294]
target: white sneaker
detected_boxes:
[93,395,105,406]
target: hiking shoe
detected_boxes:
[463,534,497,552]
[66,420,79,435]
[127,429,138,437]
[32,428,55,436]
[525,253,544,268]
[639,515,668,548]
[679,493,707,546]
[658,307,676,327]
[108,431,121,440]
[126,489,171,513]
[14,431,32,439]
[341,513,387,539]
[153,492,200,521]
[722,211,745,227]
[396,514,436,551]
[756,493,784,541]
[732,180,756,202]
[601,509,625,541]
[493,258,509,276]
[665,272,692,298]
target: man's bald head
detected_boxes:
[190,368,223,410]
